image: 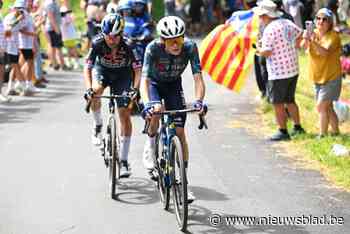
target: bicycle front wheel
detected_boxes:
[155,132,170,210]
[170,136,188,231]
[108,116,119,198]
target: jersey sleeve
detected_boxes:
[85,46,98,69]
[141,43,155,79]
[188,42,202,75]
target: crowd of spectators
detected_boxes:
[0,0,82,103]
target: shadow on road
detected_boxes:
[0,72,80,127]
[113,177,159,205]
[186,204,309,234]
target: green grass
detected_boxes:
[261,50,350,191]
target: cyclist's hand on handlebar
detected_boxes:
[84,88,95,101]
[127,87,139,100]
[141,103,154,119]
[193,100,208,115]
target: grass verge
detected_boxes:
[260,50,350,191]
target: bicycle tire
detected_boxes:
[155,132,170,210]
[170,136,188,231]
[108,116,119,198]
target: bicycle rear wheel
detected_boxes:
[170,136,188,231]
[107,116,119,198]
[155,132,170,210]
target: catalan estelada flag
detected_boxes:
[199,10,259,92]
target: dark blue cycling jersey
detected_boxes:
[85,33,142,71]
[142,39,202,83]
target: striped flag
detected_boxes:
[199,10,259,92]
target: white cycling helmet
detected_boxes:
[156,16,185,39]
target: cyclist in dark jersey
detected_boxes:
[140,16,206,202]
[84,13,142,178]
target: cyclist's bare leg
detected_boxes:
[175,127,189,163]
[90,80,105,142]
[118,107,132,162]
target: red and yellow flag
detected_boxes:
[200,10,259,92]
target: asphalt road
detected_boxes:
[0,66,350,234]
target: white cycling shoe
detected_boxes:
[187,190,195,204]
[91,125,103,146]
[143,142,156,170]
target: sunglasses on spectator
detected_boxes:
[164,36,184,47]
[316,17,328,22]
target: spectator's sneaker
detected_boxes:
[14,82,25,95]
[41,77,49,83]
[120,160,131,178]
[290,127,306,136]
[269,130,290,141]
[22,84,37,96]
[62,65,71,71]
[143,142,155,170]
[6,88,18,96]
[34,80,47,88]
[91,125,103,146]
[53,64,60,70]
[0,94,11,103]
[187,190,196,204]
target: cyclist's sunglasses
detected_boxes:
[164,36,184,47]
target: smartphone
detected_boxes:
[305,21,314,35]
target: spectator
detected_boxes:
[60,6,81,70]
[255,0,305,141]
[189,0,203,36]
[284,0,304,28]
[164,0,176,16]
[302,8,342,137]
[4,4,27,96]
[44,0,66,70]
[18,0,38,94]
[31,0,48,86]
[0,0,10,102]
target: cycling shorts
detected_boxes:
[93,67,133,108]
[148,78,187,128]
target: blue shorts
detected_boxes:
[149,79,187,127]
[93,68,133,108]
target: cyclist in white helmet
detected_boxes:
[140,16,206,203]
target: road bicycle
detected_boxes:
[85,89,135,198]
[143,106,208,231]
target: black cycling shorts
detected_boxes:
[48,30,63,48]
[5,53,19,64]
[93,68,133,108]
[20,49,34,60]
[148,78,187,128]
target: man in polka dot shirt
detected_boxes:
[255,0,305,141]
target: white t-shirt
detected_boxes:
[261,18,302,80]
[3,12,26,55]
[19,11,35,49]
[60,15,78,41]
[0,16,5,52]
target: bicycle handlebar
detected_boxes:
[84,94,134,114]
[142,108,208,134]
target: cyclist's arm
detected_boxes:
[84,47,97,89]
[189,42,206,101]
[194,73,205,101]
[140,43,154,104]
